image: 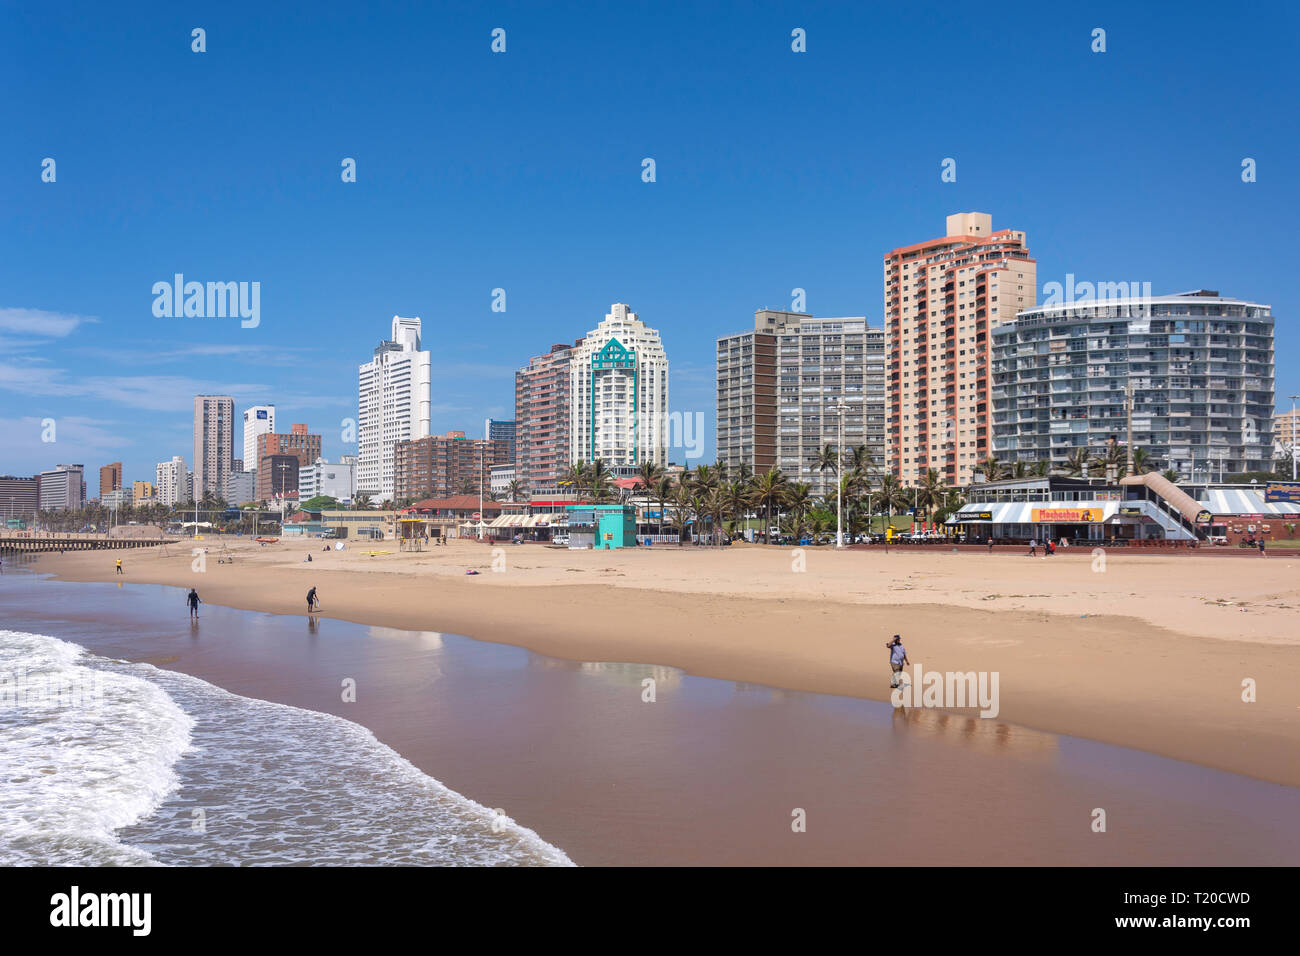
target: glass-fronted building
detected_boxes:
[991,291,1275,478]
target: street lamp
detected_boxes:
[1291,395,1299,481]
[834,398,847,548]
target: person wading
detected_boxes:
[186,588,201,619]
[885,635,909,688]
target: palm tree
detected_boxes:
[751,468,788,544]
[653,475,674,539]
[587,458,614,503]
[1091,442,1127,480]
[670,483,694,545]
[1131,448,1153,475]
[562,460,589,497]
[722,480,752,540]
[977,456,1004,482]
[816,444,840,481]
[1161,468,1180,483]
[784,482,814,527]
[354,492,374,510]
[916,468,947,521]
[872,473,908,527]
[1031,459,1051,477]
[1063,447,1089,477]
[634,461,665,495]
[505,478,525,503]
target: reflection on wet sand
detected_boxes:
[890,705,1058,761]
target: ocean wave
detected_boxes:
[0,629,572,866]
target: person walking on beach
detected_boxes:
[1027,539,1037,557]
[987,537,994,554]
[186,588,201,619]
[1258,538,1267,557]
[115,558,123,575]
[885,635,909,688]
[307,586,319,612]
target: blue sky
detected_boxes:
[3,0,1297,483]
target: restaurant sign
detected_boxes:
[1265,482,1300,503]
[1030,508,1103,523]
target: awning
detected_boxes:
[948,501,1121,524]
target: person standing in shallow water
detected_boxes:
[885,635,909,688]
[187,588,201,619]
[307,586,319,612]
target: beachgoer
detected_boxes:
[186,588,201,619]
[1028,539,1037,557]
[306,554,312,562]
[307,586,319,612]
[1046,540,1055,556]
[987,538,994,554]
[885,634,909,688]
[115,558,123,575]
[1258,539,1266,557]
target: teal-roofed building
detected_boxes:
[565,504,637,549]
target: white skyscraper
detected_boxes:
[155,456,190,506]
[358,315,432,501]
[570,303,669,467]
[242,404,276,469]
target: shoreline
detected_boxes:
[23,539,1300,789]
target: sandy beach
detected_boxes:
[25,536,1300,790]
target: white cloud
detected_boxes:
[0,309,96,338]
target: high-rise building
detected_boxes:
[884,212,1037,487]
[991,291,1276,478]
[515,340,581,492]
[98,462,122,499]
[298,458,355,502]
[38,464,85,511]
[155,456,190,506]
[132,480,155,505]
[394,431,509,500]
[484,418,517,465]
[1274,407,1300,468]
[358,316,432,501]
[254,424,322,500]
[260,455,300,499]
[193,395,235,500]
[242,404,276,470]
[717,311,885,495]
[224,470,256,505]
[0,475,39,522]
[570,303,669,468]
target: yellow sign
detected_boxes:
[885,527,895,540]
[603,532,613,540]
[1031,508,1102,523]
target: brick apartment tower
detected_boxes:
[255,423,322,500]
[883,213,1036,487]
[515,340,582,493]
[393,431,509,500]
[99,461,122,498]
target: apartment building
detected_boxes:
[393,431,509,500]
[991,291,1276,478]
[570,303,669,468]
[884,213,1036,486]
[358,316,432,501]
[193,395,235,500]
[516,341,581,492]
[717,310,885,495]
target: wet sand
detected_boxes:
[25,538,1300,789]
[3,571,1299,866]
